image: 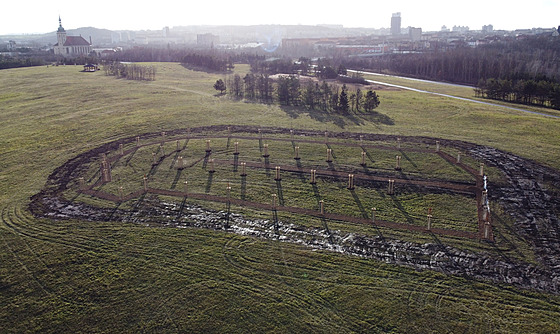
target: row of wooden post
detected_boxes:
[95,134,491,238]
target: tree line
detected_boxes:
[182,53,234,72]
[248,57,363,82]
[216,73,380,113]
[343,35,560,86]
[102,62,156,81]
[475,78,560,109]
[0,55,45,69]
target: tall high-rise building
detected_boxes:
[391,12,401,35]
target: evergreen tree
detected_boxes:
[339,84,349,113]
[364,90,380,111]
[302,81,316,109]
[214,79,226,94]
[320,81,331,111]
[243,74,256,99]
[356,88,363,112]
[232,74,243,97]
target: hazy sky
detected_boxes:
[2,0,559,34]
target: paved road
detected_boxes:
[349,70,560,119]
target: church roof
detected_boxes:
[56,36,91,47]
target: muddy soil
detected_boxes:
[29,125,560,293]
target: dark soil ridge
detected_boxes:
[29,125,560,294]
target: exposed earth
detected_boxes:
[29,125,560,293]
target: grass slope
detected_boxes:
[1,64,559,333]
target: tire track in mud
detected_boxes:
[220,232,559,319]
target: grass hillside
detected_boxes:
[1,63,559,333]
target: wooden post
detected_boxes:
[326,148,332,162]
[184,180,188,195]
[397,137,401,149]
[371,207,376,223]
[161,131,166,144]
[290,129,294,140]
[480,163,484,176]
[263,143,269,157]
[208,159,215,173]
[176,140,180,152]
[427,214,432,230]
[484,221,491,240]
[387,179,395,195]
[310,169,316,184]
[143,176,148,192]
[324,131,328,143]
[272,194,277,209]
[79,177,85,190]
[152,152,157,165]
[118,186,124,201]
[177,156,184,169]
[102,168,111,182]
[274,166,281,181]
[427,207,433,230]
[206,139,211,153]
[395,155,402,170]
[234,142,239,155]
[361,151,366,166]
[436,141,440,152]
[136,136,140,147]
[119,143,124,156]
[457,152,461,163]
[240,162,247,176]
[347,174,355,190]
[319,200,324,215]
[294,146,300,160]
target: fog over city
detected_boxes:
[2,0,559,34]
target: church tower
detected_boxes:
[57,16,67,47]
[54,16,92,57]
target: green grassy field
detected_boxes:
[1,63,560,333]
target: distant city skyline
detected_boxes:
[2,0,559,35]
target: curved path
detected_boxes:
[349,70,560,119]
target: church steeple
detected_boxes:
[57,16,65,32]
[56,16,67,48]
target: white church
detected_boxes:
[53,17,92,57]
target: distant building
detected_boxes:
[453,25,469,33]
[7,40,16,51]
[482,24,494,33]
[409,27,422,41]
[391,12,402,35]
[53,17,92,57]
[197,33,220,47]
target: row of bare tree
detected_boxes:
[219,74,380,113]
[102,62,156,81]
